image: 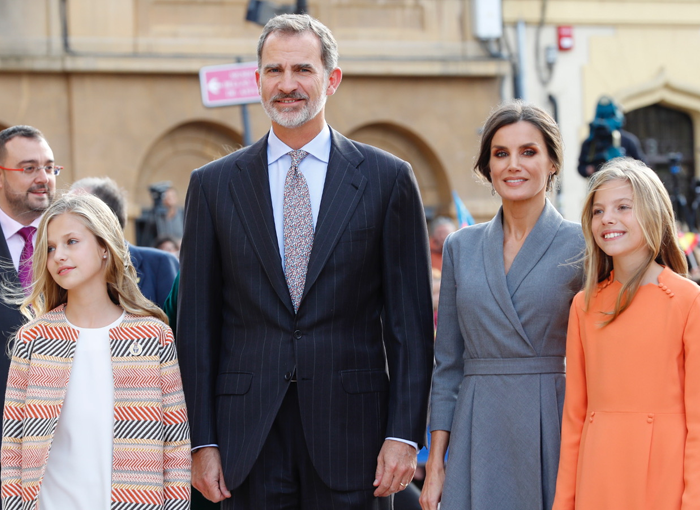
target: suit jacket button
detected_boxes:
[294,330,302,339]
[284,372,293,381]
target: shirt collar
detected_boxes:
[0,206,41,242]
[267,123,331,166]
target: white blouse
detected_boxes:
[39,311,124,510]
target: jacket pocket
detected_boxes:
[339,226,375,243]
[216,372,253,395]
[340,369,389,394]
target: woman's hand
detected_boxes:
[419,430,450,510]
[419,461,445,510]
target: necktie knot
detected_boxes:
[18,226,36,243]
[288,150,309,171]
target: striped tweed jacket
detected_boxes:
[0,305,191,510]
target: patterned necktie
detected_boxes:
[18,226,36,291]
[283,150,313,313]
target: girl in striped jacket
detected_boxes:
[1,193,190,510]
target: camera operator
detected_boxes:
[578,96,646,177]
[136,181,184,247]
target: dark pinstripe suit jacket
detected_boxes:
[0,226,24,436]
[176,127,434,492]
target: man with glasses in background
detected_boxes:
[0,125,59,437]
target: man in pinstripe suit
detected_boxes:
[177,14,434,510]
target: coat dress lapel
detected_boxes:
[483,202,561,352]
[302,129,367,304]
[505,199,564,297]
[228,135,295,314]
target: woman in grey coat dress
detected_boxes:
[420,101,584,510]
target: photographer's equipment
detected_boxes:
[584,96,626,169]
[667,152,695,229]
[135,181,172,247]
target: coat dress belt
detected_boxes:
[463,356,565,376]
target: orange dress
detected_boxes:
[553,268,700,510]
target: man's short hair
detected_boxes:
[429,216,456,238]
[0,125,45,165]
[70,176,127,229]
[257,14,339,76]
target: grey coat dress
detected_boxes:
[430,200,584,510]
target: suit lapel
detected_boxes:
[482,210,532,349]
[0,225,20,287]
[505,199,563,297]
[228,135,294,313]
[302,129,367,302]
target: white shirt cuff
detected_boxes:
[385,437,419,451]
[192,443,218,453]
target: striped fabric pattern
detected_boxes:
[1,305,190,510]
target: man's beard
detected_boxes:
[2,182,53,220]
[262,91,327,129]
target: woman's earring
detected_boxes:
[547,173,554,191]
[491,184,496,196]
[103,254,107,259]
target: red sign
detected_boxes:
[199,61,261,107]
[558,26,574,51]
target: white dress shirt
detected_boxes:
[0,206,40,270]
[267,125,330,271]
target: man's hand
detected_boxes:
[373,440,417,497]
[192,447,232,502]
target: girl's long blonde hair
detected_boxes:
[22,193,168,324]
[581,157,688,325]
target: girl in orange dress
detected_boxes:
[552,157,700,510]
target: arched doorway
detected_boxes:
[626,104,696,226]
[348,122,451,220]
[137,121,243,210]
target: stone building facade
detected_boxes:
[0,0,508,240]
[1,0,699,236]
